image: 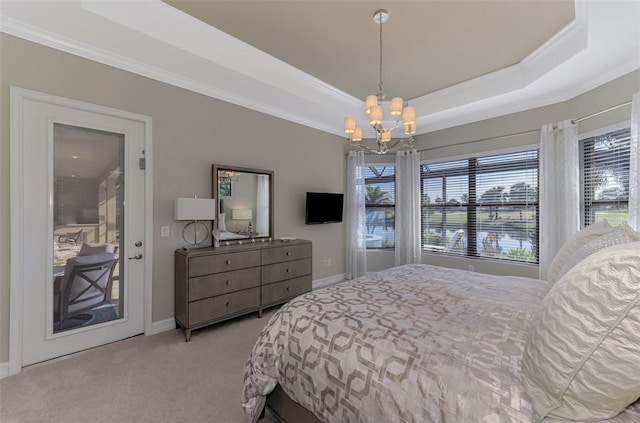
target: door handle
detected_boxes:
[128,253,143,260]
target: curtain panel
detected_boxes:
[630,91,639,231]
[395,149,422,265]
[539,120,580,279]
[346,151,367,279]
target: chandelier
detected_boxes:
[343,9,416,154]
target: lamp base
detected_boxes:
[182,221,209,247]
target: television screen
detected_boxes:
[305,192,344,224]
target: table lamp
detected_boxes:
[174,197,216,247]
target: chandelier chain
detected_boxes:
[378,10,383,95]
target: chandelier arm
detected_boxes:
[351,143,378,154]
[384,138,412,151]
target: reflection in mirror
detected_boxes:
[212,165,274,242]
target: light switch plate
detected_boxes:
[161,226,170,238]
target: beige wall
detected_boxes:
[1,32,638,365]
[0,34,346,363]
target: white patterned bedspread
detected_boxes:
[241,264,640,422]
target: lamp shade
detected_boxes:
[402,106,416,125]
[390,97,403,116]
[174,198,216,220]
[369,105,383,125]
[232,209,252,220]
[380,127,391,143]
[404,123,417,135]
[365,95,378,114]
[352,126,363,142]
[344,116,356,134]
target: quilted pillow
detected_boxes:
[522,241,640,422]
[556,222,640,281]
[546,219,613,284]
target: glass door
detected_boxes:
[52,123,124,333]
[14,89,146,368]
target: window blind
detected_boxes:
[581,127,631,227]
[422,150,539,263]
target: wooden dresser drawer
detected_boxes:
[189,287,260,325]
[188,267,260,301]
[262,258,312,285]
[175,240,312,341]
[189,250,260,277]
[262,276,311,306]
[262,243,312,265]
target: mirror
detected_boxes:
[212,164,274,242]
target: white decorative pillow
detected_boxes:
[522,241,640,422]
[556,222,640,280]
[218,213,227,232]
[546,220,613,284]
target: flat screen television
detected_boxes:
[305,192,344,224]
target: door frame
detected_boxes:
[8,87,154,375]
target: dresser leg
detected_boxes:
[184,329,192,342]
[258,308,263,318]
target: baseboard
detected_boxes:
[0,361,9,379]
[150,317,176,335]
[312,273,345,290]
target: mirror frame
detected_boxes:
[211,164,274,242]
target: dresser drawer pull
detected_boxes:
[226,260,232,265]
[226,302,230,307]
[286,268,290,273]
[226,280,230,285]
[286,287,290,291]
[286,251,291,256]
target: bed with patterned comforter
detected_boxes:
[241,264,640,422]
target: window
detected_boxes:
[581,127,631,227]
[421,150,539,263]
[364,165,395,249]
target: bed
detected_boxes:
[242,229,640,422]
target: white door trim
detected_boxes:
[9,86,154,376]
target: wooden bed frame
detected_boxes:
[264,384,320,423]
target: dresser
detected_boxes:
[175,239,312,341]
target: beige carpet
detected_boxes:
[0,308,281,423]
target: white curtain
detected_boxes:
[346,151,367,279]
[539,120,580,279]
[256,175,269,236]
[630,91,640,231]
[395,149,422,265]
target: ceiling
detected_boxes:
[165,1,574,101]
[1,1,639,137]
